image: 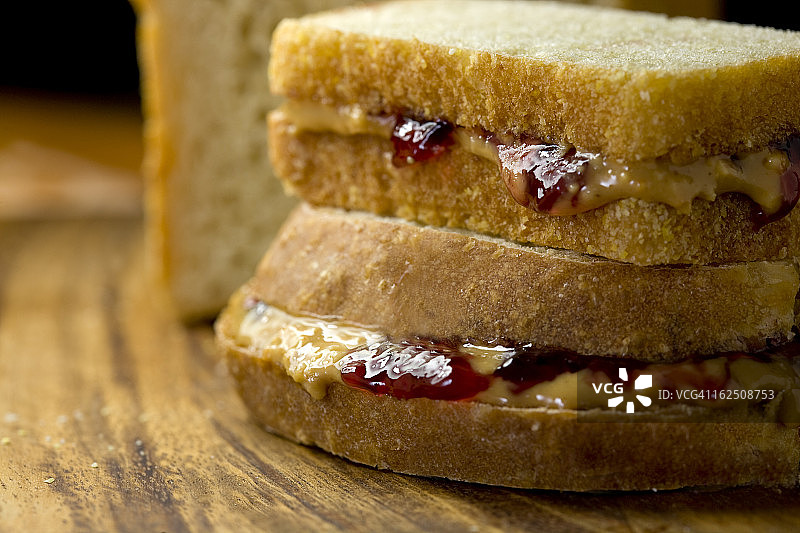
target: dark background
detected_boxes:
[0,1,796,99]
[0,1,139,98]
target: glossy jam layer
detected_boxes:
[341,338,799,398]
[753,136,800,229]
[279,101,800,225]
[236,300,800,420]
[497,136,800,223]
[339,336,800,421]
[391,116,455,167]
[496,142,591,213]
[389,115,800,224]
[340,339,491,400]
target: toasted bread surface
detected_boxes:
[246,204,799,360]
[270,0,800,160]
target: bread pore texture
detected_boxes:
[246,204,800,361]
[269,111,800,265]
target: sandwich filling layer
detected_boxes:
[230,294,800,423]
[278,102,800,225]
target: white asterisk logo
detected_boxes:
[607,368,653,413]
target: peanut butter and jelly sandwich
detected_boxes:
[216,0,800,490]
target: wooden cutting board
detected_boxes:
[1,218,799,532]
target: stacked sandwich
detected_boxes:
[215,0,800,490]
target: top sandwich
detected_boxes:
[268,0,800,265]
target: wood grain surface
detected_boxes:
[0,91,142,219]
[0,218,799,533]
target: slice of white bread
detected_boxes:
[269,0,800,161]
[269,112,800,265]
[131,0,358,320]
[214,325,800,491]
[245,204,800,361]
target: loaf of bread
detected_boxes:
[131,0,358,320]
[131,0,728,319]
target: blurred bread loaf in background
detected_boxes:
[131,0,364,321]
[131,0,729,320]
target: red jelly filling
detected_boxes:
[753,136,800,230]
[339,337,800,402]
[497,143,591,213]
[339,339,490,400]
[492,347,645,395]
[386,112,800,227]
[391,116,455,167]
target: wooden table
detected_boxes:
[1,93,799,532]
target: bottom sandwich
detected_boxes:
[215,204,800,490]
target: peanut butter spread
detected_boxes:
[279,101,794,216]
[233,295,800,422]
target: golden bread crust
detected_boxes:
[215,313,800,490]
[269,113,800,265]
[247,204,799,360]
[269,0,800,160]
